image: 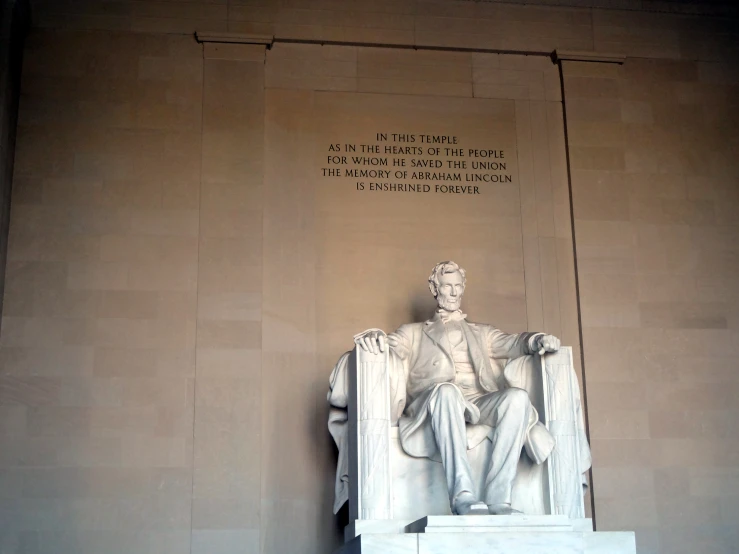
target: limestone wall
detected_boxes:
[28,0,739,62]
[562,56,739,553]
[1,29,203,554]
[0,2,737,554]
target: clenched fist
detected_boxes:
[535,334,560,355]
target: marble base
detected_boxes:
[345,519,414,542]
[406,514,573,533]
[335,516,635,554]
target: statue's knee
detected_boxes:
[436,384,461,402]
[501,387,530,413]
[429,384,463,413]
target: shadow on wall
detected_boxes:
[0,0,30,321]
[410,293,437,323]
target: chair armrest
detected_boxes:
[347,346,393,520]
[541,346,587,519]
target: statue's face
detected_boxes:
[435,270,465,312]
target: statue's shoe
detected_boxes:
[452,492,489,515]
[488,503,524,515]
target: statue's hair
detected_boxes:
[428,261,466,297]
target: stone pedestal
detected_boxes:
[335,515,636,554]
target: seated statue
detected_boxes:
[328,260,589,519]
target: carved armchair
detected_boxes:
[346,346,590,525]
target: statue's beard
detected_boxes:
[437,296,462,312]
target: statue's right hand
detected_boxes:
[354,329,388,354]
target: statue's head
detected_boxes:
[428,261,467,312]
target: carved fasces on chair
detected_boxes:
[347,347,393,520]
[540,347,586,519]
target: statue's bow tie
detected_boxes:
[438,309,467,323]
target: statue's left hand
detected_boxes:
[536,334,560,355]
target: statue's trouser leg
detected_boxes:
[427,384,476,504]
[474,387,531,506]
